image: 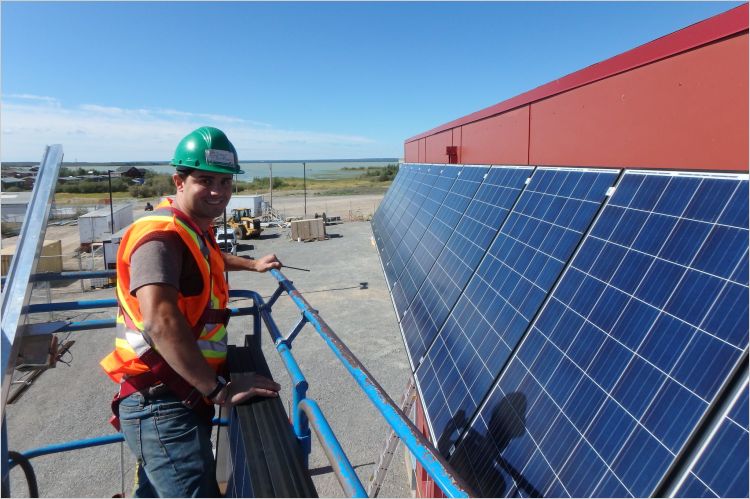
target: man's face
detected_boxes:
[173,170,233,223]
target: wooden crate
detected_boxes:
[290,218,326,242]
[1,240,63,276]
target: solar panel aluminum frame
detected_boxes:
[1,145,63,410]
[658,350,749,497]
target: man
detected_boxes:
[100,126,282,497]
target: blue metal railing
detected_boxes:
[7,418,229,465]
[7,270,473,498]
[268,269,474,497]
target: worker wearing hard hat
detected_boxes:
[100,127,282,497]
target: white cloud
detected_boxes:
[5,93,62,107]
[1,98,378,162]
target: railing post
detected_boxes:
[292,380,312,466]
[252,298,262,351]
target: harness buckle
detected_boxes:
[182,388,204,409]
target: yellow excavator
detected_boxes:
[227,208,262,239]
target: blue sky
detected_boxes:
[1,1,743,162]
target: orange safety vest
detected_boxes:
[100,199,230,384]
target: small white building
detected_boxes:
[226,195,263,217]
[0,192,33,223]
[79,204,133,245]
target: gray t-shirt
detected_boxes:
[129,232,203,297]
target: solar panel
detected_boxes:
[416,168,618,455]
[403,166,535,362]
[381,166,443,284]
[372,164,411,248]
[392,166,489,314]
[384,166,462,287]
[373,165,421,259]
[394,166,489,358]
[448,170,749,497]
[373,165,428,254]
[408,166,533,354]
[672,377,748,498]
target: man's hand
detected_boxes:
[221,252,282,272]
[254,253,282,272]
[222,372,281,406]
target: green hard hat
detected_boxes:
[170,126,244,175]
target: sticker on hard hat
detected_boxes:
[205,149,236,167]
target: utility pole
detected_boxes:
[303,162,307,218]
[107,170,115,233]
[269,163,273,208]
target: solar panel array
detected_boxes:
[373,164,749,497]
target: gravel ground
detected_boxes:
[4,221,413,498]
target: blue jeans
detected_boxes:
[119,392,219,498]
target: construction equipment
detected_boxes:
[227,208,263,240]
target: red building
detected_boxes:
[403,5,748,497]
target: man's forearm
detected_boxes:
[144,312,218,396]
[136,284,218,396]
[222,253,257,271]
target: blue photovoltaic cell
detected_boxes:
[374,165,426,261]
[372,164,411,230]
[380,167,442,274]
[392,166,485,318]
[384,167,462,287]
[395,166,488,357]
[406,167,532,369]
[417,168,618,455]
[375,166,428,266]
[450,171,749,498]
[373,165,415,256]
[674,380,749,498]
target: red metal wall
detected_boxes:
[404,5,749,172]
[461,106,530,165]
[529,32,748,170]
[414,397,446,499]
[404,140,420,165]
[425,130,454,164]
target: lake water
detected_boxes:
[84,159,400,180]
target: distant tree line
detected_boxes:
[357,163,399,182]
[55,167,130,194]
[51,164,399,197]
